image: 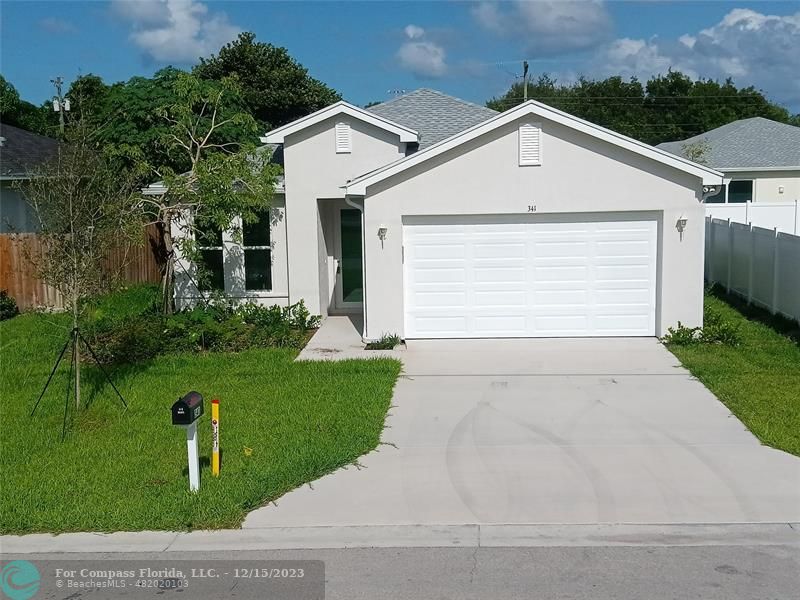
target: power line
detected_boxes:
[493,94,771,100]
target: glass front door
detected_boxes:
[338,208,363,306]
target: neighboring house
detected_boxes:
[0,122,58,233]
[178,88,723,340]
[658,117,800,204]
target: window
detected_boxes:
[243,211,272,291]
[195,220,224,291]
[728,180,753,203]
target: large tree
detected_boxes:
[141,72,279,313]
[67,69,191,173]
[194,32,341,131]
[487,70,799,145]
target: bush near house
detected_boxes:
[82,285,320,364]
[0,285,401,534]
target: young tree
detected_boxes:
[16,118,145,408]
[142,72,279,314]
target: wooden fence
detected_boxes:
[0,225,162,310]
[705,217,800,323]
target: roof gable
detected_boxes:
[261,101,418,144]
[345,100,723,195]
[367,89,497,148]
[657,117,800,171]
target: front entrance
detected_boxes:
[334,207,363,311]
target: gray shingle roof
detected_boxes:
[367,89,497,148]
[0,122,59,178]
[657,117,800,170]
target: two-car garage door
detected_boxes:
[403,215,658,338]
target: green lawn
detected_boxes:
[0,312,401,534]
[667,292,800,457]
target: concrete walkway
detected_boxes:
[297,315,402,361]
[246,338,800,528]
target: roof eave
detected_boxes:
[345,100,724,195]
[719,166,800,173]
[262,101,419,144]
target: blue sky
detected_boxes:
[2,1,800,112]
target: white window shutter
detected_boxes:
[335,121,351,153]
[519,123,541,166]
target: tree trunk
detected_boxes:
[72,294,81,409]
[161,214,175,315]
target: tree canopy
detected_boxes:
[487,71,800,145]
[0,75,56,136]
[194,32,341,131]
[2,32,341,172]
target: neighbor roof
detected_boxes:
[0,122,59,179]
[367,89,498,148]
[345,100,723,195]
[657,117,800,171]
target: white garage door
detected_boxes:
[403,216,657,338]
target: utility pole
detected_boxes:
[523,61,529,102]
[51,76,70,134]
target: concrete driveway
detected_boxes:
[245,338,800,528]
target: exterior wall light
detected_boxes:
[676,216,688,241]
[377,226,388,248]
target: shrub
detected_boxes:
[700,306,742,346]
[82,288,320,364]
[662,308,741,347]
[365,333,402,350]
[662,322,701,345]
[0,290,19,321]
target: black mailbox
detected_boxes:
[172,391,204,425]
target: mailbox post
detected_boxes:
[171,391,204,492]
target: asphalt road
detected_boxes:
[7,545,799,600]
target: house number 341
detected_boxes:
[527,205,537,212]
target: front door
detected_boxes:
[334,208,363,310]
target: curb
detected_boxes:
[2,522,798,554]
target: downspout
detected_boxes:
[344,192,369,342]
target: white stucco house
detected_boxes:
[176,89,724,340]
[658,117,800,204]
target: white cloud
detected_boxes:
[38,17,78,34]
[597,9,800,106]
[471,0,613,55]
[111,0,241,63]
[404,24,425,40]
[397,25,448,79]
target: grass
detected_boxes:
[667,289,800,457]
[0,311,401,534]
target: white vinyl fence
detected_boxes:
[705,200,799,235]
[705,217,800,323]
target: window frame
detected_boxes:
[241,212,273,292]
[726,179,754,204]
[192,212,274,296]
[194,220,225,292]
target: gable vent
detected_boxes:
[335,121,351,153]
[519,123,541,166]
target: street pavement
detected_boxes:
[6,544,799,600]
